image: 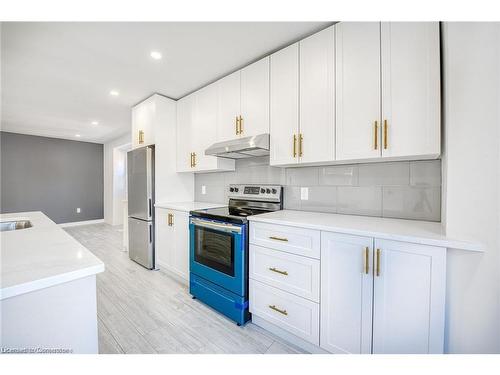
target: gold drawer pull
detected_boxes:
[239,115,243,134]
[269,304,288,316]
[364,246,369,274]
[235,116,240,135]
[298,133,303,157]
[376,248,381,277]
[139,130,144,144]
[269,267,288,276]
[293,134,297,157]
[383,120,388,149]
[269,236,288,242]
[192,152,196,167]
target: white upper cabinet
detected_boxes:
[372,239,446,354]
[194,84,219,170]
[380,22,441,158]
[320,232,373,354]
[335,22,381,161]
[240,56,270,138]
[270,43,300,166]
[216,71,241,142]
[299,25,335,164]
[131,95,157,149]
[176,85,235,173]
[176,94,196,173]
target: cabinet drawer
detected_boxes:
[250,245,320,302]
[249,279,319,345]
[249,222,320,259]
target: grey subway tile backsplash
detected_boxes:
[194,157,442,222]
[382,186,441,221]
[410,161,442,187]
[319,165,358,186]
[337,186,383,217]
[358,162,410,186]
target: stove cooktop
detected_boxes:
[190,184,283,224]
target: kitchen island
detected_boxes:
[0,211,104,354]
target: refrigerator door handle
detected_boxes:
[148,198,152,218]
[149,223,152,243]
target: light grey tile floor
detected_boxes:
[64,223,306,354]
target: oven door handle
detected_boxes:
[190,218,242,234]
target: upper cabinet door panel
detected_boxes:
[270,43,299,166]
[176,95,195,172]
[335,22,381,161]
[132,98,156,148]
[240,56,270,138]
[194,84,218,171]
[217,71,241,142]
[299,25,335,164]
[381,22,441,158]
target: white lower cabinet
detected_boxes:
[320,232,446,354]
[250,222,446,354]
[371,238,446,354]
[155,208,190,283]
[320,232,374,354]
[250,279,320,345]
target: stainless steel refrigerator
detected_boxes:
[127,145,155,269]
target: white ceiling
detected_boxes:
[1,22,330,143]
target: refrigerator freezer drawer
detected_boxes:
[128,218,154,269]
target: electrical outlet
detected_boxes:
[300,187,309,200]
[201,185,206,195]
[76,208,81,213]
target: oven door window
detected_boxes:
[194,226,235,277]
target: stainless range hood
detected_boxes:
[205,133,270,159]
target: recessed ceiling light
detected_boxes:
[75,134,81,138]
[91,121,99,126]
[150,51,162,60]
[109,90,119,96]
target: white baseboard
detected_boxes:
[59,219,105,228]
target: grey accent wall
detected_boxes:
[1,132,104,224]
[195,157,442,222]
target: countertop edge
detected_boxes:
[154,201,227,212]
[248,215,484,252]
[0,263,105,301]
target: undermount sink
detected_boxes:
[0,220,33,232]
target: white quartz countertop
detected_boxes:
[248,210,483,252]
[154,201,226,212]
[0,211,105,300]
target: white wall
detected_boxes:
[104,133,131,225]
[442,22,500,353]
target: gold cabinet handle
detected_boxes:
[269,267,288,276]
[374,121,378,150]
[269,304,288,316]
[235,116,240,135]
[293,134,297,158]
[170,213,174,226]
[364,247,370,274]
[376,248,381,277]
[192,152,196,167]
[298,133,303,157]
[383,120,388,149]
[269,236,288,242]
[139,130,144,144]
[239,115,243,135]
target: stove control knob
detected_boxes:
[260,188,265,193]
[266,188,271,194]
[272,188,277,194]
[229,187,234,192]
[234,187,239,192]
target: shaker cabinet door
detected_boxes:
[381,22,441,159]
[335,22,381,161]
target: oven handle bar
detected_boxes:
[190,218,242,234]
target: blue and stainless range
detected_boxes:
[189,184,283,326]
